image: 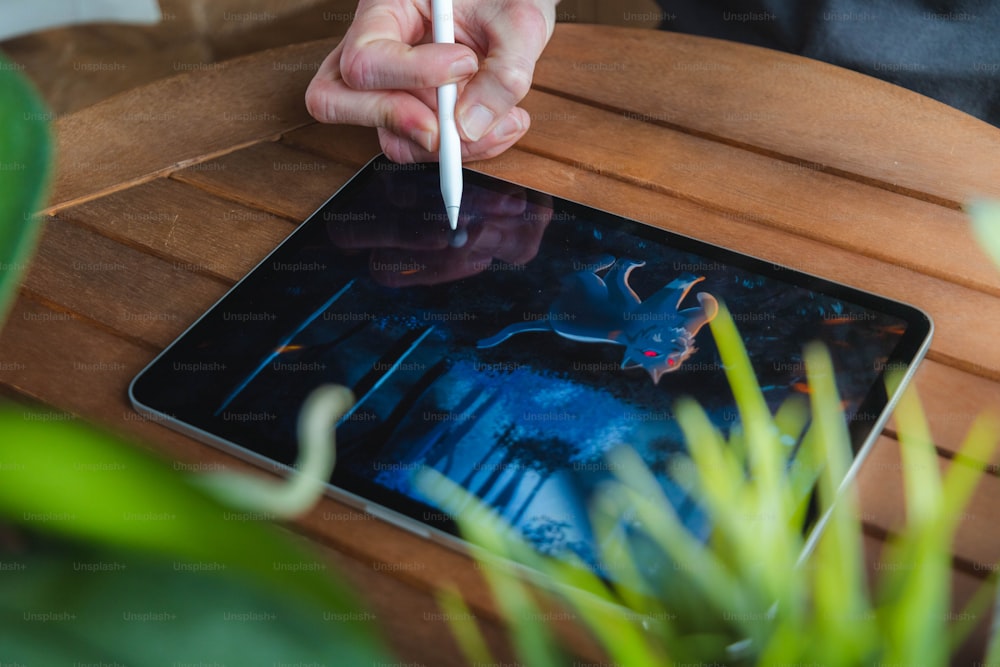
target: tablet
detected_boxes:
[130,154,932,581]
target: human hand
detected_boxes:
[305,0,558,163]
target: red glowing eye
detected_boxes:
[667,358,675,366]
[644,350,658,357]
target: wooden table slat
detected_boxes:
[22,217,230,349]
[535,26,1000,206]
[47,39,340,210]
[861,533,994,664]
[52,178,295,284]
[519,90,1000,296]
[280,123,383,168]
[170,140,360,221]
[858,435,1000,570]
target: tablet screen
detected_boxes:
[131,155,931,579]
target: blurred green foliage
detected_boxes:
[0,409,390,665]
[0,54,389,665]
[0,53,51,322]
[426,300,1000,666]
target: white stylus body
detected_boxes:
[432,0,462,230]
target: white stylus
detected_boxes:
[432,0,462,230]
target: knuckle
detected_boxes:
[506,1,553,42]
[339,46,377,90]
[489,59,534,102]
[378,130,420,164]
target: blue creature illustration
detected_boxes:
[477,257,719,383]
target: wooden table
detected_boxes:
[4,23,1000,664]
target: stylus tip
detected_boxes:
[450,228,468,248]
[446,206,459,230]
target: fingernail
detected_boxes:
[449,56,478,80]
[410,128,434,152]
[460,104,496,142]
[492,113,525,141]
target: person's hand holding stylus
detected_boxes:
[305,0,558,164]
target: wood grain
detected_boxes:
[858,436,1000,570]
[170,140,359,220]
[53,178,295,283]
[280,122,382,167]
[518,90,1000,296]
[534,25,1000,206]
[861,533,994,665]
[47,38,338,210]
[21,216,228,349]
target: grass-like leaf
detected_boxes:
[969,199,1000,271]
[196,384,353,517]
[710,303,799,606]
[435,585,495,665]
[415,467,566,666]
[799,343,872,660]
[432,303,1000,667]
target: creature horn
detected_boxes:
[681,292,719,336]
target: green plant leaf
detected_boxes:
[0,407,386,658]
[968,196,1000,665]
[196,384,353,517]
[877,377,949,667]
[0,54,52,324]
[0,533,389,666]
[710,303,785,504]
[708,303,796,599]
[414,468,566,667]
[940,411,1000,527]
[969,199,1000,272]
[885,371,942,529]
[802,343,871,658]
[436,585,495,666]
[423,297,1000,667]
